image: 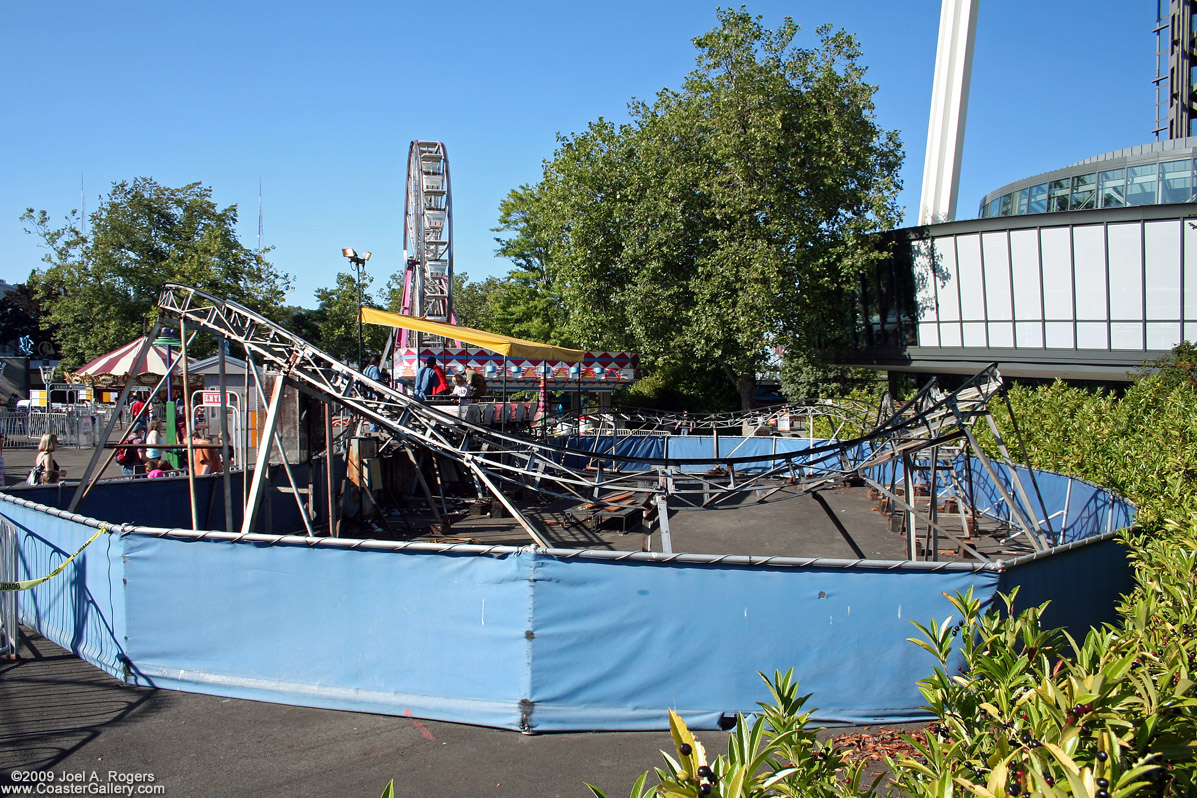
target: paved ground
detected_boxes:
[0,630,923,798]
[1,629,733,797]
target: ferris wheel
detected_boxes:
[400,140,454,349]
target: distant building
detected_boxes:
[847,1,1197,383]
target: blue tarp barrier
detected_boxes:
[2,436,1138,733]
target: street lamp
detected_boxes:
[341,248,371,368]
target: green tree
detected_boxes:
[503,9,902,409]
[488,187,575,345]
[22,178,291,370]
[313,272,386,366]
[450,272,498,329]
[279,305,327,346]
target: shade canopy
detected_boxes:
[75,336,194,376]
[361,307,585,362]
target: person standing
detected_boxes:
[364,356,382,383]
[414,356,437,401]
[29,433,64,484]
[0,432,6,487]
[130,396,147,436]
[115,430,144,476]
[145,419,164,461]
[431,360,450,396]
[188,429,222,475]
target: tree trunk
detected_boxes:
[721,363,757,411]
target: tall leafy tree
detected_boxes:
[504,9,902,408]
[490,187,576,346]
[313,272,386,366]
[22,178,291,369]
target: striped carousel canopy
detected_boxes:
[74,336,194,377]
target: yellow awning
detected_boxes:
[361,307,586,362]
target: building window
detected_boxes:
[999,193,1014,215]
[1159,158,1195,202]
[1017,187,1029,214]
[1099,168,1126,207]
[1126,164,1159,205]
[1048,179,1070,212]
[1028,183,1048,214]
[1070,173,1096,210]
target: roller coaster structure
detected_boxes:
[63,283,1057,564]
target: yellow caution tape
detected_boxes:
[0,523,110,591]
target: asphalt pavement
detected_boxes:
[0,629,737,798]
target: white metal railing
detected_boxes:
[0,409,105,448]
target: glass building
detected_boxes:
[978,139,1197,219]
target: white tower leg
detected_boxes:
[918,0,980,225]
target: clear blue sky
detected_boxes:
[0,1,1152,307]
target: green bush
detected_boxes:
[590,533,1197,795]
[984,375,1197,532]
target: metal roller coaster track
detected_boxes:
[152,283,1052,559]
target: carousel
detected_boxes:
[67,335,200,398]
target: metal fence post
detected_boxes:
[0,517,17,659]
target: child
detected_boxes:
[146,458,169,479]
[452,373,473,404]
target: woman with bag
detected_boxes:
[28,433,64,484]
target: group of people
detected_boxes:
[413,357,486,404]
[115,419,224,478]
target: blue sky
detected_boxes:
[1,1,1152,307]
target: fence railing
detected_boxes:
[0,409,111,449]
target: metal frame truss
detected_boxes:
[157,283,1054,561]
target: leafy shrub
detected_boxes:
[589,517,1197,797]
[984,376,1197,531]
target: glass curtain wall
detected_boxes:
[979,158,1197,218]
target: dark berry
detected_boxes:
[1096,751,1108,761]
[1008,785,1021,796]
[679,743,692,756]
[1044,777,1055,786]
[697,766,713,779]
[1097,791,1109,798]
[699,784,712,796]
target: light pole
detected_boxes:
[341,248,371,368]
